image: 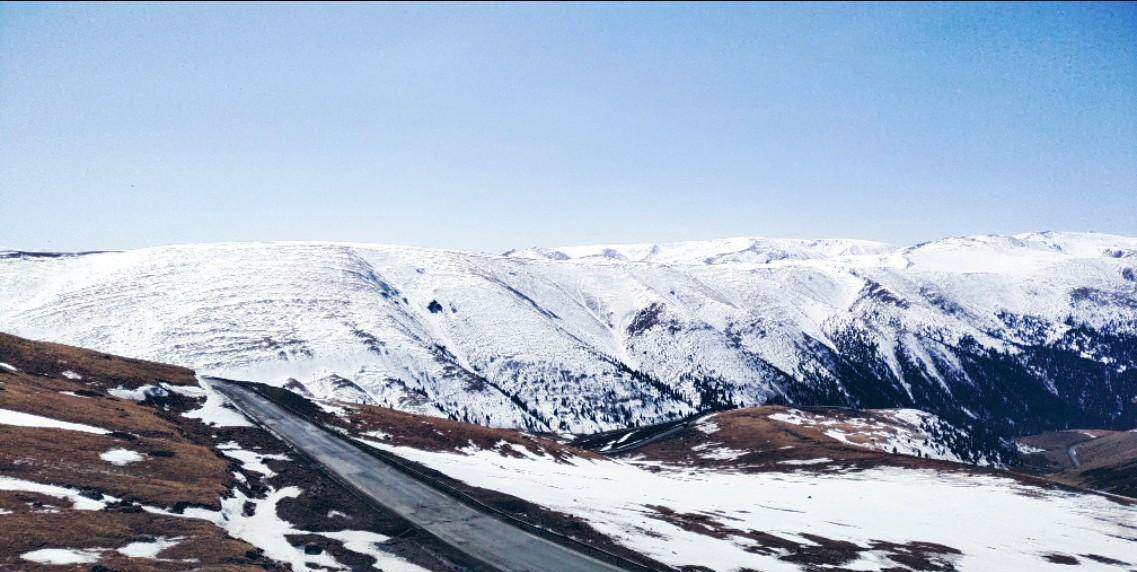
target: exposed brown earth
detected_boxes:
[0,340,233,508]
[0,508,277,572]
[0,335,273,570]
[1,425,230,508]
[0,333,475,571]
[321,393,599,461]
[614,406,1137,509]
[335,399,950,475]
[619,406,946,472]
[0,332,197,389]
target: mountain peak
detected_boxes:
[504,236,893,265]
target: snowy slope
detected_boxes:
[359,437,1137,572]
[767,407,988,464]
[1,232,1135,434]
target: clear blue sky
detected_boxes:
[2,2,1135,252]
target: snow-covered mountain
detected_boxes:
[1,232,1135,435]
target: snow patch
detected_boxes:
[0,362,18,372]
[0,476,114,510]
[116,537,181,559]
[695,420,721,435]
[318,530,427,572]
[137,436,423,571]
[315,400,352,417]
[778,458,833,466]
[361,429,391,441]
[0,410,433,572]
[691,442,749,461]
[60,370,82,380]
[1015,442,1046,455]
[100,448,144,466]
[210,486,340,570]
[0,408,110,434]
[108,384,167,401]
[171,379,253,427]
[217,441,289,477]
[21,548,103,565]
[148,485,424,572]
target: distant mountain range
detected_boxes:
[2,232,1135,438]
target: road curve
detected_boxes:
[574,413,714,455]
[208,378,624,572]
[1067,443,1082,468]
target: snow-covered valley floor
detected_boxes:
[361,438,1136,571]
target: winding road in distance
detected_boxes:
[207,378,628,572]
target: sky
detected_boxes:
[1,2,1135,253]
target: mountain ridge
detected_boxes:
[1,231,1134,438]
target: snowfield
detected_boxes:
[358,439,1137,572]
[1,232,1135,434]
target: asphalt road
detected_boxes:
[573,413,712,455]
[1067,443,1082,468]
[207,378,625,572]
